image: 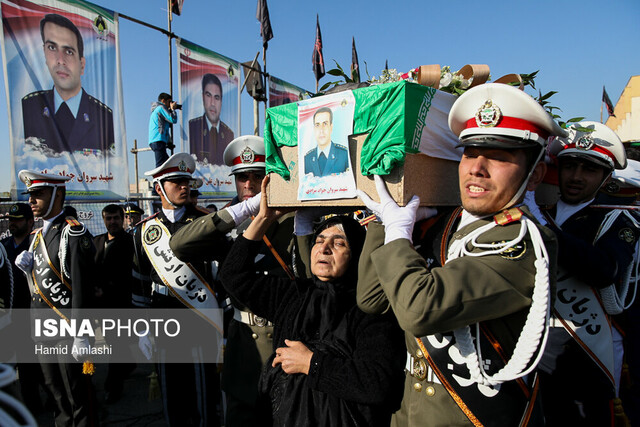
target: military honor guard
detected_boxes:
[14,170,97,427]
[536,122,640,425]
[357,83,563,426]
[170,135,297,427]
[131,153,222,426]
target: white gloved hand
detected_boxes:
[357,176,421,244]
[71,337,91,362]
[416,207,438,223]
[523,190,547,225]
[138,335,153,360]
[225,193,262,226]
[15,251,34,274]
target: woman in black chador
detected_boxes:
[220,177,404,426]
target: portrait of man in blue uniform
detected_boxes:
[21,13,114,155]
[303,106,349,177]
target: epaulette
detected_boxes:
[137,212,159,226]
[65,216,82,228]
[22,90,47,101]
[494,207,523,226]
[334,144,347,151]
[305,148,315,156]
[88,95,112,113]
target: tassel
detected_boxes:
[82,361,95,375]
[613,397,631,427]
[148,371,161,401]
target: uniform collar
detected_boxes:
[555,199,594,227]
[205,115,220,133]
[54,88,82,118]
[42,210,65,236]
[162,206,186,223]
[316,141,332,158]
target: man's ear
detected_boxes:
[80,57,86,76]
[526,162,548,191]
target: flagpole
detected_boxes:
[263,46,267,128]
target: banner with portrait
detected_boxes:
[1,0,128,200]
[177,38,240,198]
[268,75,308,108]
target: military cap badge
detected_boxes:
[240,147,255,164]
[476,100,501,128]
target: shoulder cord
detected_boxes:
[447,217,551,386]
[0,363,37,427]
[594,210,640,313]
[0,243,13,309]
[58,222,86,280]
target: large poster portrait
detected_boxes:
[1,0,128,199]
[177,38,239,198]
[268,75,308,108]
[297,91,356,201]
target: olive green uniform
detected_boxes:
[169,209,296,427]
[357,206,557,427]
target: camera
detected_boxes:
[173,103,182,110]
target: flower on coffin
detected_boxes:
[438,66,477,95]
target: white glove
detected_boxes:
[358,176,421,244]
[523,190,547,225]
[225,193,262,226]
[138,335,153,360]
[71,337,91,362]
[15,251,34,274]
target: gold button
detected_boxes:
[415,348,424,359]
[413,382,422,392]
[251,333,258,340]
[267,333,273,339]
[425,386,435,397]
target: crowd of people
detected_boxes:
[1,81,640,427]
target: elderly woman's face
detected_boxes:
[311,225,351,282]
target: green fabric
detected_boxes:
[264,81,438,180]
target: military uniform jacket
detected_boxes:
[357,207,558,427]
[22,88,114,154]
[1,235,32,309]
[169,204,296,406]
[304,142,349,177]
[188,115,234,164]
[132,205,213,309]
[29,214,96,316]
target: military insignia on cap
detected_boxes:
[24,177,32,187]
[575,134,594,150]
[475,100,502,128]
[240,147,255,164]
[178,160,188,172]
[10,205,18,214]
[603,181,620,194]
[619,228,635,244]
[499,241,527,260]
[144,225,162,245]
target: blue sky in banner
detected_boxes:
[0,0,638,195]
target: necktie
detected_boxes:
[55,102,74,141]
[318,152,327,174]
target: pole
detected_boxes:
[254,99,260,136]
[167,0,173,95]
[133,139,139,194]
[316,80,318,93]
[263,46,268,123]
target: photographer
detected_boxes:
[148,92,179,167]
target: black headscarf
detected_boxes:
[294,215,366,344]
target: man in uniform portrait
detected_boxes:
[22,13,115,155]
[304,106,349,177]
[357,83,564,426]
[189,73,234,164]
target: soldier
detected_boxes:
[131,153,222,426]
[357,83,563,426]
[14,170,97,427]
[1,203,34,309]
[536,122,640,425]
[170,135,296,427]
[123,202,144,233]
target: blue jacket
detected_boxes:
[148,103,177,144]
[304,142,349,177]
